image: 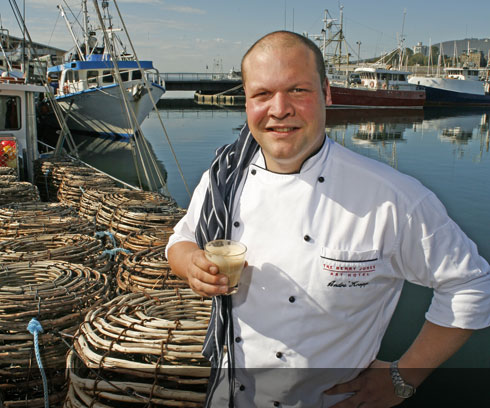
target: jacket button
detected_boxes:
[239,384,245,391]
[276,352,283,358]
[304,235,311,242]
[233,221,240,227]
[273,402,280,407]
[288,296,295,303]
[251,169,257,175]
[318,176,325,183]
[235,336,242,343]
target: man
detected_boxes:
[167,31,490,407]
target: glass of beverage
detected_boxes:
[204,239,247,295]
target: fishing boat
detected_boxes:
[46,0,165,137]
[408,66,490,106]
[0,73,45,181]
[308,8,425,109]
[329,66,426,109]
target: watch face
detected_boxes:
[395,383,415,398]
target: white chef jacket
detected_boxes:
[166,136,490,407]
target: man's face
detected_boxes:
[243,42,328,173]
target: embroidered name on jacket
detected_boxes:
[320,248,379,287]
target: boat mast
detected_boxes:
[82,0,89,57]
[453,41,458,66]
[398,9,406,71]
[338,5,344,70]
[57,4,85,61]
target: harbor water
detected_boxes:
[139,102,490,370]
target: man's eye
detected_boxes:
[292,88,306,93]
[253,91,269,98]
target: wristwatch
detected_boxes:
[389,360,416,398]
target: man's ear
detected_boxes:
[324,78,332,107]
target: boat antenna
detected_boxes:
[110,0,192,198]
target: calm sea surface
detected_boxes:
[139,102,490,368]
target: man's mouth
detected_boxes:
[267,127,297,133]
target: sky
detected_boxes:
[3,0,490,73]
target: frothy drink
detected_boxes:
[205,240,247,292]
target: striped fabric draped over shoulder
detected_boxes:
[195,123,258,408]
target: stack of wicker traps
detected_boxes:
[120,227,173,253]
[0,202,94,239]
[58,167,117,210]
[65,290,211,408]
[78,187,130,223]
[0,166,16,176]
[116,245,188,293]
[95,190,176,230]
[0,260,111,408]
[0,180,40,205]
[34,157,79,202]
[0,233,108,271]
[110,203,185,244]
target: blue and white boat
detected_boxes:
[408,66,490,107]
[47,0,165,138]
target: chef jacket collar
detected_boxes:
[254,134,331,175]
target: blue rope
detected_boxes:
[27,318,49,408]
[95,230,117,248]
[102,247,132,260]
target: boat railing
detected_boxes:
[160,72,238,82]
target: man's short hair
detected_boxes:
[241,30,326,86]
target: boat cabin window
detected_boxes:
[87,70,98,86]
[0,96,21,130]
[102,70,114,83]
[132,70,142,80]
[120,71,129,81]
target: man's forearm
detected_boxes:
[398,320,474,387]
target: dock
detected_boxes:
[161,72,242,93]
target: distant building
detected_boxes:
[459,48,484,68]
[1,29,66,82]
[413,42,428,56]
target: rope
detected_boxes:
[112,0,191,198]
[102,247,132,260]
[27,318,50,408]
[95,230,117,248]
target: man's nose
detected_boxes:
[269,92,293,118]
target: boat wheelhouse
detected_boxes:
[355,66,419,91]
[0,74,45,181]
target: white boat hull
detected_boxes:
[56,81,165,137]
[409,76,485,96]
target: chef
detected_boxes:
[166,31,490,407]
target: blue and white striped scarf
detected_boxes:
[196,123,259,407]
